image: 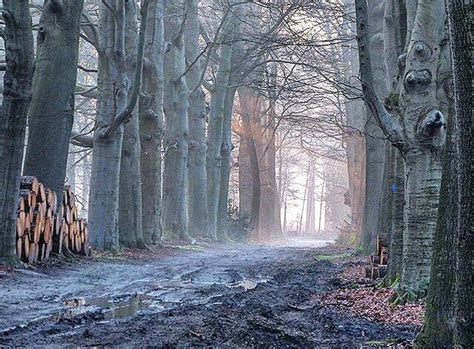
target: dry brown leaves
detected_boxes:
[316,264,425,327]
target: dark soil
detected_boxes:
[0,240,418,347]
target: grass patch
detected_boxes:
[173,244,205,252]
[314,252,352,261]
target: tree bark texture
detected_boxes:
[140,0,165,245]
[185,0,209,239]
[119,0,145,248]
[360,0,389,255]
[399,0,449,296]
[89,2,128,251]
[446,1,473,346]
[206,17,234,240]
[356,0,450,296]
[162,0,190,242]
[415,104,456,349]
[238,87,261,241]
[216,86,237,239]
[0,0,34,261]
[23,0,84,206]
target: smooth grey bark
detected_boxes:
[356,0,449,296]
[0,0,34,261]
[382,0,406,284]
[238,130,252,223]
[185,0,208,239]
[446,1,473,346]
[360,0,389,254]
[342,0,366,237]
[23,0,84,205]
[66,147,76,191]
[259,63,282,240]
[140,0,164,245]
[238,87,261,241]
[305,164,316,235]
[398,0,449,296]
[206,17,234,241]
[89,2,129,251]
[415,104,456,349]
[386,150,405,285]
[119,0,145,249]
[216,86,237,239]
[161,0,190,242]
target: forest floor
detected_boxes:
[0,239,420,347]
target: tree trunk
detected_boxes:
[415,104,456,349]
[446,1,473,346]
[238,132,252,224]
[341,0,366,237]
[238,87,261,241]
[386,150,404,285]
[398,0,449,296]
[140,0,164,245]
[360,0,388,254]
[217,86,237,239]
[305,164,316,235]
[119,0,145,249]
[356,0,449,296]
[0,0,34,262]
[23,0,84,206]
[206,20,234,241]
[89,2,128,251]
[161,0,190,242]
[185,0,209,240]
[66,146,76,191]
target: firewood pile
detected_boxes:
[365,235,388,279]
[16,176,91,264]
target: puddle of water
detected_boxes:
[61,294,150,320]
[230,280,259,290]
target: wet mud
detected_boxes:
[0,241,418,347]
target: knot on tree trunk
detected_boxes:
[416,108,447,149]
[404,69,432,90]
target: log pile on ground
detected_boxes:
[365,235,388,279]
[16,176,91,263]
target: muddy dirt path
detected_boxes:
[0,240,416,347]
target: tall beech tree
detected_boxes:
[185,0,209,239]
[23,0,84,205]
[0,0,34,261]
[206,7,235,241]
[89,0,147,250]
[140,0,165,245]
[119,0,146,248]
[161,0,191,242]
[447,1,472,346]
[355,0,450,297]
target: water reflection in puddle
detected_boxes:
[59,277,268,321]
[61,294,151,320]
[230,279,260,290]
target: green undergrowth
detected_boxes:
[173,244,205,252]
[314,252,352,261]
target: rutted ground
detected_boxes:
[0,240,418,347]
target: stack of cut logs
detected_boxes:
[16,176,91,264]
[365,235,388,279]
[60,185,91,256]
